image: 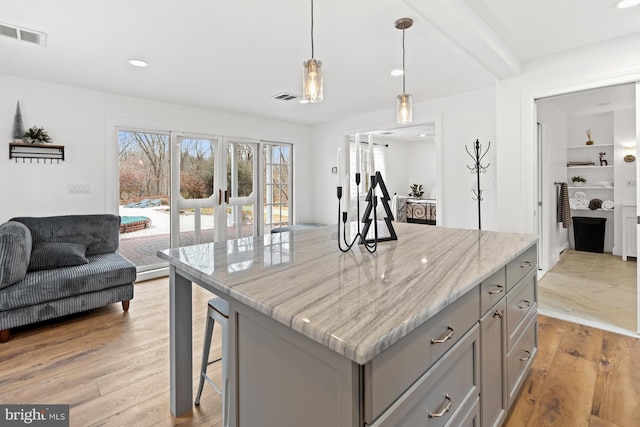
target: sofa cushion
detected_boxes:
[0,252,137,311]
[11,214,121,256]
[0,221,32,289]
[28,242,89,271]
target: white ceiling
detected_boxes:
[542,83,636,117]
[1,0,639,125]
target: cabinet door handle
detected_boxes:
[488,285,504,295]
[519,350,531,362]
[520,260,532,268]
[493,309,504,319]
[518,300,531,309]
[431,325,454,344]
[428,394,452,418]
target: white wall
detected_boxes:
[0,75,312,224]
[496,33,640,235]
[384,142,411,198]
[311,87,496,229]
[383,139,436,199]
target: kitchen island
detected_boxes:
[158,222,538,426]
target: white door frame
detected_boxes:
[526,77,640,334]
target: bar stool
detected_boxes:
[195,297,229,427]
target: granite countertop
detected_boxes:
[158,222,537,364]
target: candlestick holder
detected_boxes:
[337,173,378,253]
[337,171,397,253]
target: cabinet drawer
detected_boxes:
[480,267,506,315]
[364,287,479,424]
[507,269,536,349]
[507,311,537,407]
[367,326,480,427]
[506,244,537,291]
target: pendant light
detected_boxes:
[303,0,323,103]
[395,18,413,124]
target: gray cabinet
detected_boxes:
[480,299,507,427]
[232,244,538,427]
[480,247,537,427]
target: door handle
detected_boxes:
[218,189,222,206]
[225,189,230,204]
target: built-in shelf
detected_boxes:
[568,186,614,190]
[9,142,65,163]
[570,207,614,212]
[567,165,613,169]
[567,143,614,149]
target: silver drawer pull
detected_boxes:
[520,260,532,268]
[518,300,531,309]
[488,285,504,295]
[519,350,531,362]
[493,309,504,319]
[428,394,452,418]
[431,325,454,344]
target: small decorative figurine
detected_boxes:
[599,152,608,166]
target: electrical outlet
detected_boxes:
[68,184,91,194]
[626,180,636,187]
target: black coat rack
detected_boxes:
[465,139,490,230]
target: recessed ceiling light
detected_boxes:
[596,102,611,107]
[390,69,404,77]
[127,59,149,68]
[418,134,427,137]
[616,0,640,8]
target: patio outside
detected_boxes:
[118,203,289,268]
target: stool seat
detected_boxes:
[195,297,229,427]
[209,297,229,318]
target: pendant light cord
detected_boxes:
[402,28,406,93]
[311,0,315,59]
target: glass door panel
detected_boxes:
[171,134,219,248]
[118,130,170,272]
[263,143,292,233]
[224,140,258,239]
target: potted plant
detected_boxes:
[571,176,586,187]
[24,126,52,144]
[409,184,424,198]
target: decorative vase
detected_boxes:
[574,182,583,187]
[586,140,594,145]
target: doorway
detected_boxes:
[117,127,293,279]
[535,83,638,335]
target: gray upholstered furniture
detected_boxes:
[0,214,136,343]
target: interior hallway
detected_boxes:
[538,249,637,336]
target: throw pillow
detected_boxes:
[28,242,89,271]
[0,221,33,289]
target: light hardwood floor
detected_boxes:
[1,278,639,426]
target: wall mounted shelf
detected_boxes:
[9,142,65,163]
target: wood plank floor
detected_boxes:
[1,278,639,426]
[505,316,640,427]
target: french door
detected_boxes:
[170,134,260,247]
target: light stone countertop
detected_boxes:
[158,222,537,365]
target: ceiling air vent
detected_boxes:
[272,92,299,101]
[0,22,47,46]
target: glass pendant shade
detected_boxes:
[397,93,412,124]
[303,58,323,103]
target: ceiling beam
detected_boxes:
[404,0,521,79]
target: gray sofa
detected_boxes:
[0,214,136,342]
